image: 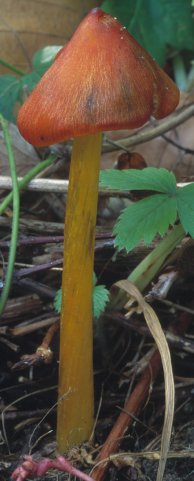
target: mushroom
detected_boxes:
[17,8,180,452]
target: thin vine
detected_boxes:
[0,114,20,315]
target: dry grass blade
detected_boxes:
[115,280,175,481]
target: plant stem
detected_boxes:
[172,53,188,92]
[0,58,25,76]
[0,115,20,316]
[57,132,102,451]
[111,224,185,309]
[187,61,194,91]
[129,224,185,289]
[0,155,56,215]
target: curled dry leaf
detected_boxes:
[114,280,174,481]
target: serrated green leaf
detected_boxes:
[177,184,194,236]
[102,0,194,65]
[54,287,62,313]
[93,284,109,319]
[114,194,177,252]
[0,75,21,121]
[54,280,109,319]
[100,168,177,194]
[32,46,62,76]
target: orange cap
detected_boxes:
[18,8,180,147]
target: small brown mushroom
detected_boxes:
[17,8,179,452]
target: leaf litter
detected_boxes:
[1,108,194,481]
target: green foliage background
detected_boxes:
[102,0,194,66]
[0,46,62,122]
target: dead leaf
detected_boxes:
[0,0,101,74]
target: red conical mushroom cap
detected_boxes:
[18,8,179,147]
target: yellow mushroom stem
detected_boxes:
[57,132,102,452]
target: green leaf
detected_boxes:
[177,184,194,236]
[100,167,177,194]
[102,0,194,65]
[20,46,63,97]
[0,45,62,122]
[32,46,62,76]
[54,279,109,319]
[0,72,41,121]
[0,75,20,121]
[93,284,109,319]
[102,0,134,27]
[54,288,62,313]
[20,71,42,93]
[114,194,177,252]
[102,0,165,63]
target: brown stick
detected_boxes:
[92,349,161,481]
[104,103,194,151]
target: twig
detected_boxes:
[15,258,63,279]
[17,321,59,366]
[0,176,132,198]
[1,408,49,420]
[13,277,57,299]
[92,449,194,465]
[0,216,64,234]
[154,297,194,317]
[105,312,194,355]
[162,133,194,154]
[0,235,64,247]
[0,336,19,352]
[0,155,56,215]
[91,349,161,481]
[0,175,192,198]
[10,316,59,337]
[103,104,194,151]
[0,294,42,322]
[0,231,112,248]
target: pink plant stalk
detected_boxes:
[12,455,94,481]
